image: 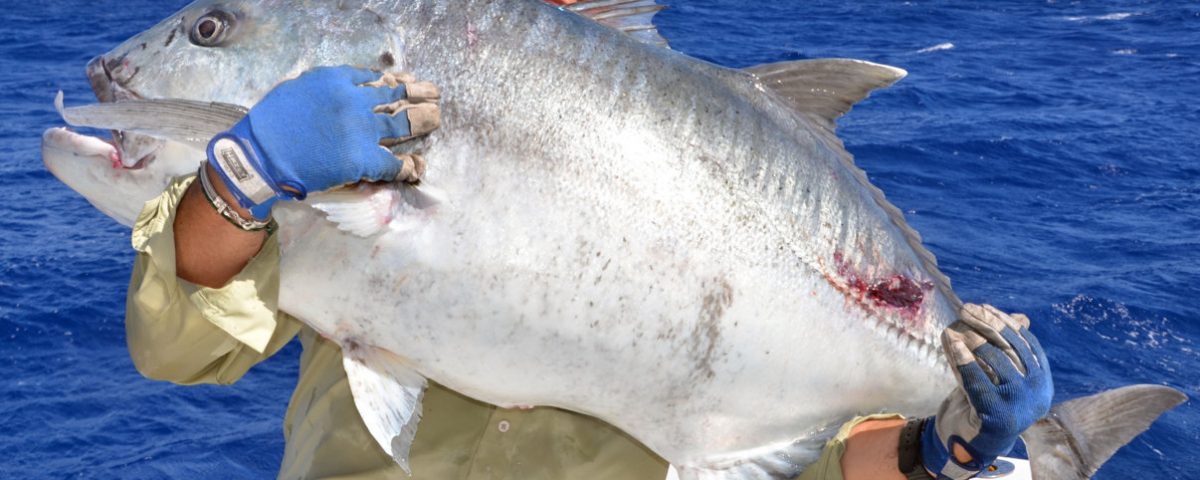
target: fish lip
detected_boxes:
[45,126,156,172]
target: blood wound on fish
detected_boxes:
[830,252,932,320]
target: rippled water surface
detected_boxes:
[2,1,1197,478]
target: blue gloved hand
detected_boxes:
[921,304,1054,479]
[207,66,439,219]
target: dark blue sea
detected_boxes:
[2,1,1196,478]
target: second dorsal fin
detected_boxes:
[746,59,906,132]
[744,59,957,308]
[546,0,669,48]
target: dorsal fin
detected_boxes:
[746,59,906,132]
[546,0,669,48]
[745,59,957,308]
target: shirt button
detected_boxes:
[497,420,511,433]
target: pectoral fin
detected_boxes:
[55,91,247,148]
[309,183,445,237]
[342,345,428,474]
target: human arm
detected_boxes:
[125,175,297,385]
[127,67,439,383]
[836,417,975,480]
[176,66,439,285]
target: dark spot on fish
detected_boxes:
[379,51,395,67]
[139,42,147,50]
[165,27,178,47]
[689,277,733,380]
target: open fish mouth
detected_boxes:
[104,129,159,170]
[84,54,163,170]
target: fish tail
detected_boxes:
[1024,384,1185,479]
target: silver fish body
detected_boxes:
[42,1,1183,478]
[268,0,956,467]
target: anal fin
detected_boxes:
[342,344,428,474]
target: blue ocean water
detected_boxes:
[1,0,1196,478]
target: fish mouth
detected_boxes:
[86,54,161,170]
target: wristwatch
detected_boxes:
[899,418,936,480]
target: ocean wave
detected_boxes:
[916,42,954,54]
[1052,294,1190,350]
[1064,12,1138,22]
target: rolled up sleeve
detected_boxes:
[125,175,300,385]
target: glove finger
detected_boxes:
[374,111,414,141]
[343,66,387,85]
[1020,327,1051,374]
[1011,312,1032,329]
[956,359,999,400]
[401,104,440,139]
[943,326,992,387]
[974,342,1023,384]
[359,82,403,107]
[358,145,405,182]
[942,327,973,388]
[958,304,1006,342]
[961,304,1024,371]
[400,81,440,103]
[1000,327,1036,375]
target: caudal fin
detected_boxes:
[1024,384,1186,480]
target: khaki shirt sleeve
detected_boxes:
[795,414,906,480]
[125,175,300,386]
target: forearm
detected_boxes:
[174,163,267,288]
[126,174,294,384]
[840,418,975,480]
[840,418,907,480]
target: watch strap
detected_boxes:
[899,418,936,480]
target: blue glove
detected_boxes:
[921,304,1054,479]
[207,66,438,219]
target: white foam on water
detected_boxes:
[916,42,954,54]
[1064,12,1137,22]
[1113,48,1138,55]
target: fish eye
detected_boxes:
[189,10,235,47]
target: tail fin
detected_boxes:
[1024,384,1186,480]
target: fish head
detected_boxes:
[47,0,408,226]
[89,0,407,108]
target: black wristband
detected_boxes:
[898,417,936,480]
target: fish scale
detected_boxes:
[41,0,1185,478]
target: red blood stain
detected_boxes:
[830,252,931,319]
[868,275,925,309]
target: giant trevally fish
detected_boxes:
[42,0,1184,478]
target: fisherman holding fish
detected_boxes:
[120,66,1052,480]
